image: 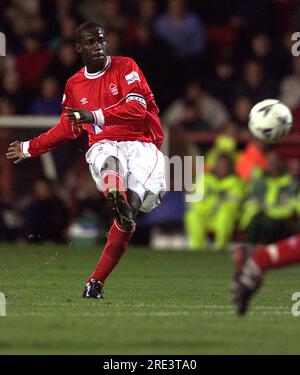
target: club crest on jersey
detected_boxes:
[80,97,88,105]
[125,71,140,85]
[109,83,118,95]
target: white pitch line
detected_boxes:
[6,311,192,317]
[10,303,289,310]
[5,307,291,318]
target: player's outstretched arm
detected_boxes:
[6,113,83,161]
[6,81,86,162]
[6,141,25,164]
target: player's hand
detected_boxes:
[64,107,94,125]
[6,141,25,164]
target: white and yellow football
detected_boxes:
[248,99,293,143]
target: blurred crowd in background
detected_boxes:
[1,0,300,249]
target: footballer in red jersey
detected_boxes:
[231,235,300,315]
[6,22,166,299]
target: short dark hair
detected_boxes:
[75,22,104,43]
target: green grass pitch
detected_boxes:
[0,244,300,354]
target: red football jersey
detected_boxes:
[24,56,164,158]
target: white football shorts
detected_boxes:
[86,140,166,213]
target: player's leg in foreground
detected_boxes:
[231,234,300,315]
[83,156,142,298]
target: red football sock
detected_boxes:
[102,170,127,202]
[252,234,300,272]
[88,219,135,284]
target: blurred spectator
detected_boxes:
[250,33,272,60]
[229,0,274,63]
[0,54,14,75]
[230,0,275,34]
[64,160,110,243]
[289,104,300,135]
[288,159,300,232]
[54,0,76,22]
[138,0,158,23]
[236,139,268,181]
[64,160,101,214]
[0,192,21,242]
[45,42,81,90]
[249,33,281,80]
[205,122,239,171]
[29,16,49,40]
[29,76,61,115]
[49,16,79,51]
[0,200,11,242]
[291,0,300,31]
[3,0,40,41]
[240,151,294,244]
[180,100,206,131]
[0,98,16,115]
[125,21,173,108]
[21,179,69,243]
[124,0,159,45]
[274,31,294,80]
[106,29,123,56]
[79,0,128,33]
[78,0,101,21]
[234,60,276,104]
[163,81,229,131]
[16,34,53,92]
[231,95,253,129]
[166,122,201,187]
[69,182,108,229]
[280,57,300,110]
[100,0,129,32]
[0,70,27,113]
[287,158,300,191]
[59,15,79,42]
[10,0,40,18]
[154,0,205,60]
[207,58,236,109]
[185,154,244,251]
